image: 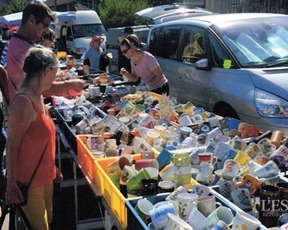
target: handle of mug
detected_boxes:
[215,201,222,208]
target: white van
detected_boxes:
[55,10,106,58]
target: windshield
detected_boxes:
[72,24,106,38]
[213,16,288,68]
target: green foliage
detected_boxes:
[98,0,150,29]
[0,0,27,16]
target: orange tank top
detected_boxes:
[13,94,56,188]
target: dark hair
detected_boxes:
[124,27,133,34]
[120,39,131,49]
[42,30,55,41]
[22,1,57,25]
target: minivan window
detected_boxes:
[150,27,181,60]
[209,33,234,68]
[72,24,106,39]
[180,27,206,64]
[212,17,288,68]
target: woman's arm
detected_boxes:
[43,79,86,96]
[119,67,139,82]
[6,95,35,204]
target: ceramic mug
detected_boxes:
[166,213,193,230]
[197,195,222,217]
[177,193,198,220]
[222,159,240,181]
[150,202,176,230]
[190,184,211,198]
[217,179,237,200]
[232,211,261,230]
[259,185,282,228]
[198,152,218,165]
[196,161,214,185]
[188,207,211,229]
[207,206,234,227]
[231,188,253,211]
[254,160,280,178]
[135,198,154,223]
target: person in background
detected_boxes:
[5,45,63,229]
[119,34,169,95]
[118,27,133,73]
[39,28,55,49]
[81,35,110,72]
[6,2,85,104]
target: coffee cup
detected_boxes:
[156,149,173,171]
[135,198,154,223]
[259,184,282,228]
[177,193,198,220]
[218,179,237,200]
[158,181,175,193]
[257,137,277,155]
[126,168,151,191]
[149,202,176,229]
[166,213,193,230]
[254,155,269,165]
[196,161,214,185]
[159,163,175,181]
[198,152,218,165]
[270,131,287,148]
[141,179,159,195]
[238,174,261,195]
[207,206,234,227]
[188,207,211,229]
[172,153,191,167]
[231,188,253,211]
[197,195,222,217]
[232,211,261,230]
[222,159,240,180]
[244,143,261,159]
[190,184,211,198]
[233,151,251,166]
[254,160,280,178]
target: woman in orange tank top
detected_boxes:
[5,45,62,229]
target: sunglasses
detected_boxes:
[121,47,130,54]
[40,21,50,30]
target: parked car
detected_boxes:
[146,13,288,133]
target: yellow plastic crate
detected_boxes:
[94,154,143,229]
[77,135,98,181]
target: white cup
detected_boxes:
[135,198,154,223]
[232,211,261,230]
[179,114,193,126]
[207,206,234,227]
[197,195,222,217]
[190,184,211,198]
[188,207,211,229]
[196,162,214,185]
[177,193,198,220]
[254,160,280,178]
[231,188,252,211]
[166,213,193,230]
[89,86,100,98]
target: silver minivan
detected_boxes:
[147,13,288,134]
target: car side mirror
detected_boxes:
[195,58,211,70]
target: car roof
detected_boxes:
[153,13,288,28]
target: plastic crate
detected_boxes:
[125,189,239,230]
[94,155,144,229]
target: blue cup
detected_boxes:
[156,149,173,171]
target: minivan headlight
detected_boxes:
[255,89,288,118]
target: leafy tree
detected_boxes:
[98,0,150,29]
[0,0,27,16]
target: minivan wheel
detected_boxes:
[214,103,240,120]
